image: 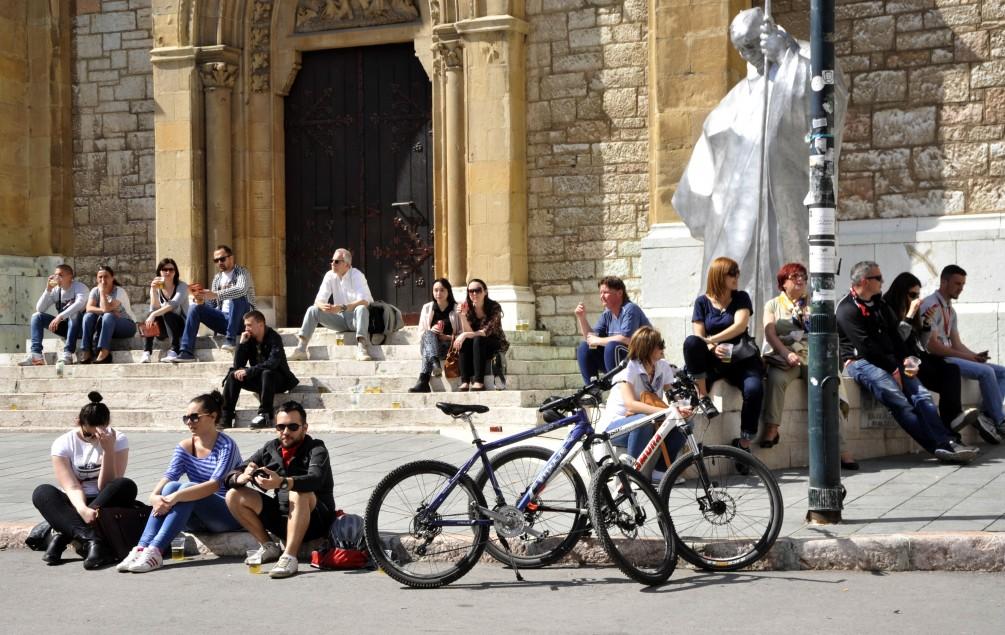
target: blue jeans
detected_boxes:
[180,297,250,353]
[607,414,686,470]
[81,312,136,352]
[946,357,1005,423]
[137,481,242,552]
[576,340,628,384]
[29,312,83,354]
[847,359,952,454]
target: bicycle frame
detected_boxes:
[602,405,703,474]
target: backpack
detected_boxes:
[310,510,372,570]
[367,301,404,345]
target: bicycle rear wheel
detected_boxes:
[589,462,676,585]
[659,445,782,571]
[364,460,488,588]
[475,445,589,568]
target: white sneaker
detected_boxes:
[127,546,163,573]
[61,352,74,365]
[221,343,236,353]
[494,376,507,390]
[949,407,979,432]
[269,554,298,579]
[160,350,179,363]
[117,546,145,572]
[355,341,372,362]
[139,351,152,364]
[245,541,283,565]
[288,347,308,361]
[17,353,44,367]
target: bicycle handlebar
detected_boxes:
[537,357,628,414]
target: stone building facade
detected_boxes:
[2,0,1005,357]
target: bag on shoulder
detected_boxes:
[367,301,404,345]
[96,502,152,560]
[311,510,372,571]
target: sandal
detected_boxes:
[457,382,470,392]
[471,383,485,391]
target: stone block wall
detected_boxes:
[525,0,650,346]
[768,0,1005,221]
[71,0,155,303]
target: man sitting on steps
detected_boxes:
[19,264,89,366]
[221,310,298,430]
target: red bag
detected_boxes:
[310,509,371,570]
[310,546,370,570]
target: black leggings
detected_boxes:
[917,352,963,430]
[460,336,501,383]
[143,311,185,353]
[32,477,138,537]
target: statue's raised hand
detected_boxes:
[759,21,792,65]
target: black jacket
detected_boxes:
[233,326,298,388]
[224,435,335,513]
[836,292,907,374]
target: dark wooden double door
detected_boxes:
[284,43,433,326]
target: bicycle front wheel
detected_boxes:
[589,462,676,586]
[475,445,590,568]
[364,460,489,588]
[659,445,782,571]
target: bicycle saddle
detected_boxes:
[435,402,490,416]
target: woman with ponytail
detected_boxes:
[118,390,243,573]
[31,391,137,569]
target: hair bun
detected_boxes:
[87,391,103,404]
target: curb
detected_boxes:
[3,522,1002,572]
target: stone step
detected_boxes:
[0,405,541,430]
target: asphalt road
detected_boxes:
[1,550,1003,633]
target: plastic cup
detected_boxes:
[904,356,921,378]
[391,400,402,409]
[247,549,261,574]
[335,333,345,346]
[171,536,186,561]
[720,343,734,363]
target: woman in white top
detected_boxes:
[31,391,137,568]
[141,257,190,363]
[409,278,462,393]
[80,265,136,364]
[601,326,688,478]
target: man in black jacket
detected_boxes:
[837,261,977,463]
[221,310,298,429]
[224,401,335,579]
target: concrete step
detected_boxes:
[0,405,541,430]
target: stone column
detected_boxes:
[436,38,467,289]
[455,15,534,330]
[199,62,238,252]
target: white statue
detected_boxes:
[672,7,846,316]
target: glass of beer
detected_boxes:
[904,356,921,378]
[720,343,734,364]
[171,536,186,561]
[247,549,261,574]
[336,333,345,346]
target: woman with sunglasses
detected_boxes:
[31,391,137,569]
[117,390,243,573]
[80,264,136,364]
[883,272,976,438]
[141,257,189,363]
[599,326,688,480]
[409,278,461,393]
[454,279,509,391]
[683,257,764,461]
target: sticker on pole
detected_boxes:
[812,288,836,302]
[809,245,836,274]
[811,75,824,91]
[809,207,836,235]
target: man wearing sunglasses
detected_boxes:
[224,401,334,579]
[837,261,978,464]
[221,310,298,430]
[290,247,374,362]
[174,245,256,362]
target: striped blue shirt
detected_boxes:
[163,433,242,499]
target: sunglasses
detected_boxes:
[161,268,176,273]
[866,275,883,282]
[467,288,484,294]
[80,426,107,439]
[908,291,920,299]
[331,259,344,264]
[181,412,210,424]
[658,340,666,350]
[213,256,230,263]
[726,269,739,277]
[275,423,301,432]
[789,273,807,281]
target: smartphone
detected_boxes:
[252,469,269,479]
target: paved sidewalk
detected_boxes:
[3,430,1004,569]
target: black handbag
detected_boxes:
[25,521,52,551]
[96,503,152,560]
[730,335,761,362]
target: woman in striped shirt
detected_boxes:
[118,390,243,573]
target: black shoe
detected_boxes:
[218,414,235,429]
[250,412,272,429]
[42,531,71,565]
[730,438,752,476]
[698,396,720,419]
[840,459,860,471]
[408,381,431,393]
[82,540,116,570]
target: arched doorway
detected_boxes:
[284,43,433,326]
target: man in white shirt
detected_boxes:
[291,248,374,362]
[920,264,1005,442]
[19,264,89,366]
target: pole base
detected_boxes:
[806,509,842,525]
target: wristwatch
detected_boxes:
[278,477,289,491]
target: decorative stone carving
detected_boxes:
[429,0,440,25]
[250,0,274,92]
[199,62,238,90]
[435,40,463,71]
[295,0,420,33]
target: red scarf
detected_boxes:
[280,442,302,467]
[849,287,871,317]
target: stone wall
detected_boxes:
[768,0,1005,221]
[525,0,650,346]
[72,0,155,302]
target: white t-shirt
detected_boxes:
[600,358,676,431]
[50,429,129,497]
